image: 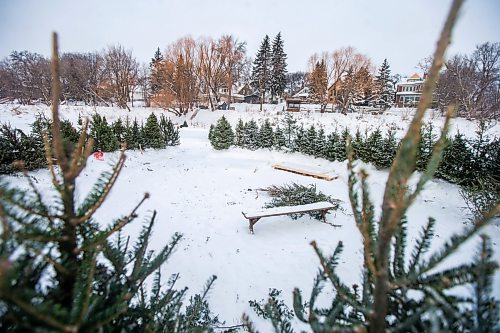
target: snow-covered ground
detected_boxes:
[1,103,499,331]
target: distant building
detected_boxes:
[291,86,309,101]
[395,73,424,107]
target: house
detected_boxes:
[291,87,309,101]
[244,94,260,104]
[395,73,424,107]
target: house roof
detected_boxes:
[409,73,422,80]
[292,87,309,98]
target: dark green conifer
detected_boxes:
[159,114,180,146]
[243,120,259,150]
[294,126,306,154]
[244,4,499,331]
[351,128,365,161]
[274,125,286,150]
[417,122,437,170]
[0,33,222,332]
[259,119,274,149]
[234,119,245,147]
[303,125,317,156]
[315,128,326,158]
[112,118,126,144]
[324,131,340,161]
[366,128,384,166]
[378,128,398,169]
[143,113,164,149]
[90,114,118,152]
[209,116,234,150]
[281,112,298,150]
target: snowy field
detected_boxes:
[1,103,499,330]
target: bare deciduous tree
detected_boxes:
[437,42,500,119]
[103,45,138,110]
[2,51,51,105]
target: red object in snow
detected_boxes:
[93,151,104,161]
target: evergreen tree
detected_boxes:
[378,129,398,169]
[251,35,272,111]
[143,113,164,149]
[244,5,500,330]
[373,59,395,110]
[366,128,384,166]
[209,116,234,150]
[303,125,317,156]
[351,128,365,161]
[263,183,341,220]
[270,32,287,101]
[417,122,437,170]
[234,119,245,147]
[335,127,351,161]
[281,112,298,150]
[208,124,215,143]
[126,118,143,150]
[159,114,180,146]
[259,119,274,149]
[0,35,223,332]
[149,47,164,95]
[437,132,474,183]
[274,125,286,150]
[243,119,259,150]
[112,118,126,144]
[353,65,373,106]
[324,131,340,161]
[90,114,118,152]
[315,128,326,158]
[294,126,306,154]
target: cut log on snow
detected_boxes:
[272,164,338,181]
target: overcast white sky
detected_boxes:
[0,0,498,76]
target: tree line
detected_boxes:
[0,113,180,174]
[209,113,499,218]
[0,36,498,119]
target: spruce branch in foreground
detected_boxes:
[0,32,223,333]
[244,1,498,332]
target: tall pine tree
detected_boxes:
[270,32,287,102]
[149,47,164,95]
[251,35,272,111]
[373,59,395,110]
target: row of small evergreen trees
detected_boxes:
[0,113,180,174]
[210,114,497,184]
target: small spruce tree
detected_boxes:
[234,118,245,147]
[90,114,118,152]
[143,113,164,149]
[281,112,298,150]
[303,125,317,156]
[160,114,180,146]
[209,116,234,150]
[315,128,326,158]
[243,120,259,151]
[274,125,286,151]
[324,131,340,162]
[258,119,274,149]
